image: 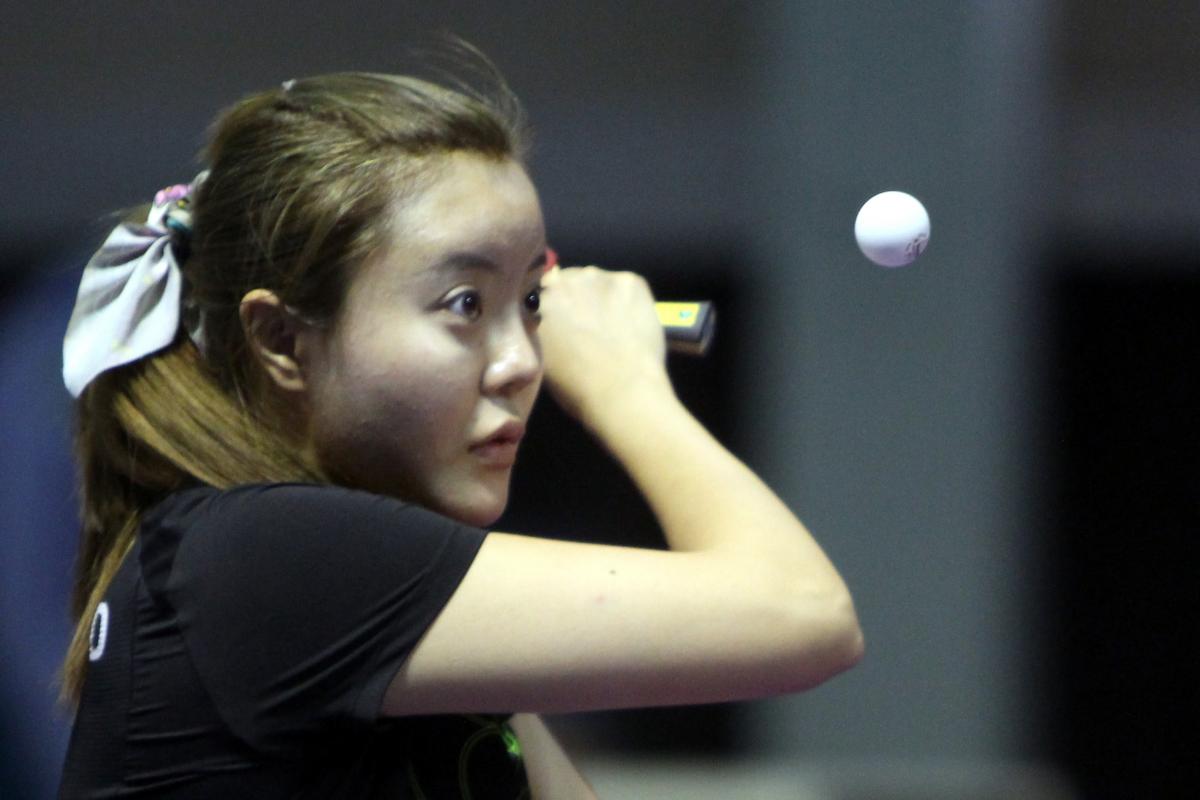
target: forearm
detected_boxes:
[540,266,862,680]
[588,379,846,593]
[601,384,864,680]
[510,714,597,800]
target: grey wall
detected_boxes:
[742,0,1055,764]
[3,2,1197,797]
[0,2,754,252]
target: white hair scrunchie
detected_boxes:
[62,174,207,398]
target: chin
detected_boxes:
[445,499,507,528]
[435,481,511,528]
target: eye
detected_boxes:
[524,285,542,315]
[446,289,482,320]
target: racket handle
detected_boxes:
[656,301,715,356]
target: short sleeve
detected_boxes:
[139,483,487,754]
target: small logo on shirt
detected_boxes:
[88,602,110,662]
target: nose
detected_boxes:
[482,312,542,396]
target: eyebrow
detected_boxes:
[428,249,548,275]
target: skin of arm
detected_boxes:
[383,266,863,716]
[509,714,597,800]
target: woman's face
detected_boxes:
[300,153,547,526]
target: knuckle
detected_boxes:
[615,270,644,288]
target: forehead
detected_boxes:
[388,152,544,261]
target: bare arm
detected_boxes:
[510,714,597,800]
[384,266,862,715]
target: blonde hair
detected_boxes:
[63,69,528,702]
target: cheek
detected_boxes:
[308,366,462,497]
[324,340,478,448]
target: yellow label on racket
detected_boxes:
[655,302,702,329]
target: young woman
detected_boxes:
[58,69,863,798]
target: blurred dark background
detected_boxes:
[3,2,1197,798]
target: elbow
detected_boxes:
[781,588,865,692]
[816,589,866,680]
[832,598,865,674]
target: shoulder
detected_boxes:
[140,482,485,598]
[146,482,467,544]
[146,481,430,529]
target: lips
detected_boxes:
[469,420,526,467]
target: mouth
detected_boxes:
[469,420,526,468]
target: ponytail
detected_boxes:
[61,340,323,703]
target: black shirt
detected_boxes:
[59,483,530,798]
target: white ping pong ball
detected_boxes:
[854,191,930,267]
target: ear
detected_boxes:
[239,289,314,393]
